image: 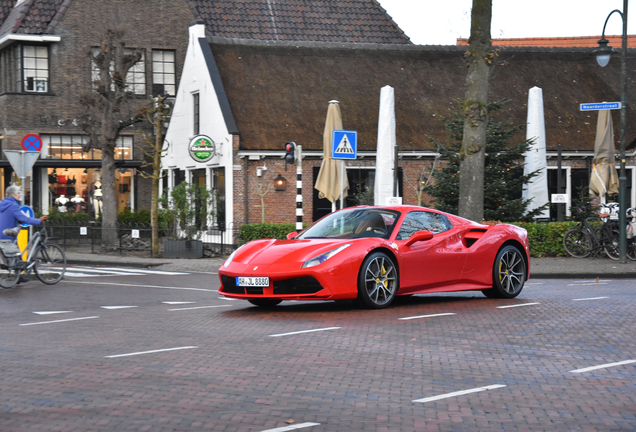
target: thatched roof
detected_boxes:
[210,39,636,152]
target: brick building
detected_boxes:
[0,0,202,216]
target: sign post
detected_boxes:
[332,130,357,209]
[4,149,41,205]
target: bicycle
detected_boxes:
[563,209,620,260]
[0,225,67,288]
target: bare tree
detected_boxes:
[139,95,171,256]
[458,0,493,222]
[403,156,439,206]
[255,168,272,223]
[79,28,144,248]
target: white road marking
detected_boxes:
[496,302,540,309]
[20,316,99,326]
[105,346,198,358]
[570,359,636,374]
[269,327,341,337]
[168,305,232,311]
[259,423,321,432]
[218,297,238,301]
[97,267,188,275]
[412,384,507,403]
[567,283,608,286]
[63,266,188,278]
[64,269,145,277]
[525,282,544,285]
[398,313,456,321]
[100,305,138,310]
[162,301,196,305]
[33,311,71,315]
[70,281,215,292]
[572,297,609,301]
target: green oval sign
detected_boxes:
[188,135,216,163]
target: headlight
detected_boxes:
[223,245,243,268]
[302,244,351,268]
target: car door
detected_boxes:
[395,211,466,293]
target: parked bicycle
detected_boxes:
[0,225,67,288]
[563,205,636,260]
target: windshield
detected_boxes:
[297,208,400,239]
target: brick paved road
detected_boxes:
[1,273,635,431]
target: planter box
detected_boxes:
[163,240,203,259]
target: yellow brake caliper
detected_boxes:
[376,265,388,288]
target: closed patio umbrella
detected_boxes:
[589,109,619,198]
[315,100,349,211]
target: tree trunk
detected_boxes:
[459,0,492,222]
[101,143,118,248]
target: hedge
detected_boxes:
[513,222,577,257]
[239,223,302,244]
[239,221,580,257]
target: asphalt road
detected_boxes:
[1,267,635,432]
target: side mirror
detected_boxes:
[286,232,298,240]
[404,230,434,247]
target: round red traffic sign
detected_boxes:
[21,134,42,152]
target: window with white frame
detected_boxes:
[91,48,145,95]
[41,134,133,160]
[22,45,49,92]
[152,50,176,96]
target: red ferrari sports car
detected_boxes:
[219,206,530,309]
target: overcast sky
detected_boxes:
[377,0,634,45]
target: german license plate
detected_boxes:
[236,276,270,287]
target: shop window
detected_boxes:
[41,134,132,160]
[152,50,176,96]
[48,168,132,216]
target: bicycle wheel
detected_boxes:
[563,228,592,258]
[603,227,620,261]
[0,256,20,289]
[627,238,636,261]
[34,243,66,284]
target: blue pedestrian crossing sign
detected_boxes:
[332,130,357,160]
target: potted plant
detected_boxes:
[161,182,214,258]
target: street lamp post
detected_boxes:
[595,0,628,263]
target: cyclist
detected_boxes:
[0,185,48,283]
[0,185,48,241]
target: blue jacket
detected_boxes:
[0,197,41,240]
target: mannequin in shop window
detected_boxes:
[55,195,69,213]
[92,174,102,216]
[71,195,85,213]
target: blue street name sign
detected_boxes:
[332,130,357,160]
[580,102,621,111]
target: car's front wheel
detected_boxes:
[357,251,398,309]
[247,299,282,308]
[482,245,526,299]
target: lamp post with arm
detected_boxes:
[594,0,628,263]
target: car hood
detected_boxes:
[232,238,359,266]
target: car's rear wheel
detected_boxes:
[357,251,398,309]
[247,299,282,308]
[482,245,526,299]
